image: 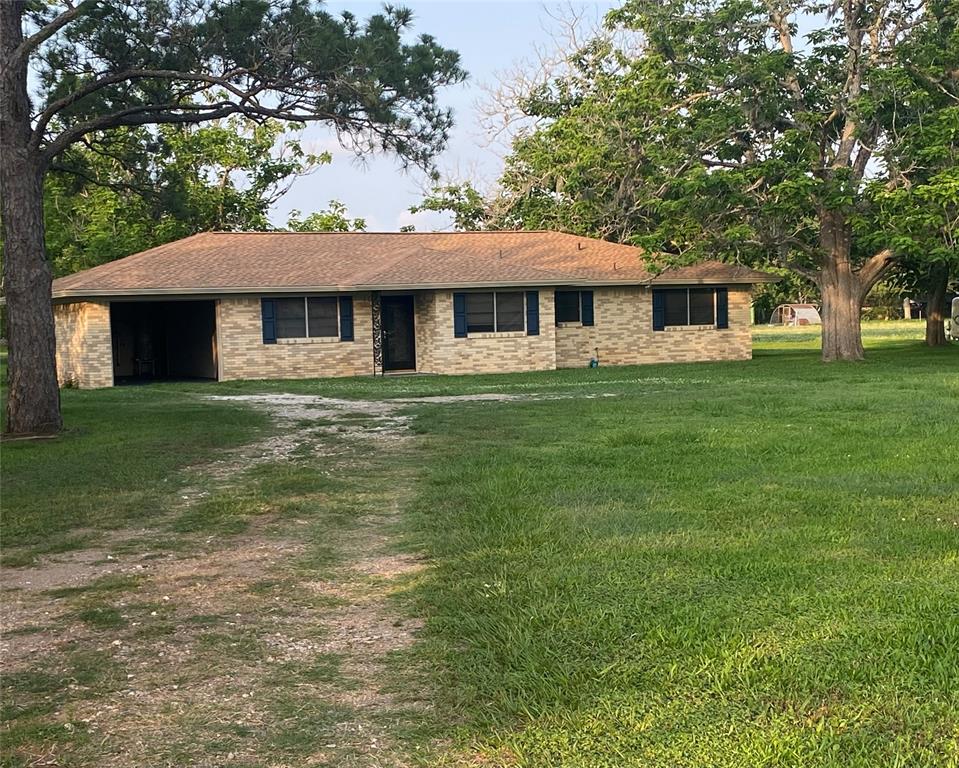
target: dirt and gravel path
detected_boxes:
[2,390,616,766]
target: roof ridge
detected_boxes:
[205,229,563,235]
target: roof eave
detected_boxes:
[649,275,779,285]
[52,274,776,300]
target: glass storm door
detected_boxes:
[381,295,416,371]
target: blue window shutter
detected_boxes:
[526,290,539,336]
[716,287,729,329]
[453,293,467,338]
[261,299,277,344]
[652,290,666,331]
[581,290,594,326]
[339,295,354,341]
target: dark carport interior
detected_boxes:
[110,300,217,383]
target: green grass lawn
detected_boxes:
[2,321,958,766]
[398,323,959,766]
[1,386,268,558]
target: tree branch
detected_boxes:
[41,102,244,164]
[40,96,375,167]
[48,160,155,198]
[31,66,255,146]
[11,0,93,67]
[856,247,896,295]
[831,0,866,169]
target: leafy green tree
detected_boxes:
[0,0,463,435]
[863,105,959,346]
[411,182,491,231]
[45,118,325,275]
[458,1,957,361]
[286,201,366,232]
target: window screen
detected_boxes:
[466,292,495,333]
[688,288,715,325]
[555,291,581,323]
[496,292,525,331]
[308,297,338,337]
[662,289,689,327]
[275,298,306,338]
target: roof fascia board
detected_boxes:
[52,275,774,301]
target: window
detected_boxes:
[460,291,526,334]
[662,289,688,326]
[555,290,581,323]
[466,293,495,333]
[275,297,306,338]
[274,297,339,339]
[688,288,715,326]
[654,287,717,328]
[496,292,525,331]
[307,297,338,337]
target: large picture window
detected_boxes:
[654,288,718,328]
[275,296,339,339]
[464,292,525,333]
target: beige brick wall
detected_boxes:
[413,291,438,372]
[416,290,557,375]
[554,285,753,368]
[54,301,114,388]
[217,295,374,381]
[52,287,754,388]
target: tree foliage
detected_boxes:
[286,200,366,232]
[26,0,465,168]
[429,0,958,359]
[43,118,325,275]
[410,182,490,231]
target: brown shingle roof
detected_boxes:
[52,231,777,298]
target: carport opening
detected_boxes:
[111,300,218,383]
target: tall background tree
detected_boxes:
[423,0,958,361]
[0,0,463,435]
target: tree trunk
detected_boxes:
[818,212,866,361]
[925,262,949,347]
[817,212,894,362]
[1,2,63,434]
[819,258,866,361]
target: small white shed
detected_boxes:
[768,303,822,326]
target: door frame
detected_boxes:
[380,294,416,372]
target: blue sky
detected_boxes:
[271,1,618,231]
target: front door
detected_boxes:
[381,295,416,371]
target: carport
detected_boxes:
[110,300,218,383]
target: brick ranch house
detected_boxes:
[51,231,776,388]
